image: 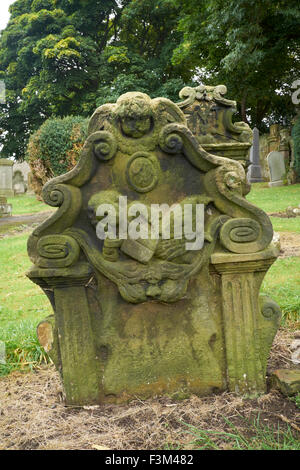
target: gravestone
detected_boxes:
[247,127,263,183]
[27,89,281,405]
[267,151,286,187]
[0,196,12,217]
[0,159,14,197]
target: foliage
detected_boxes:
[26,115,88,196]
[292,115,300,180]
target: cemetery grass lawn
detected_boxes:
[0,233,52,376]
[246,182,300,213]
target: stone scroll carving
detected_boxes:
[27,89,281,405]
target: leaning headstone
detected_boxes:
[267,151,286,187]
[247,127,263,183]
[27,89,281,405]
[0,197,12,217]
[0,159,14,197]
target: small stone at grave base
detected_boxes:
[271,369,300,396]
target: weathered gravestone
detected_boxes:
[0,196,12,218]
[0,159,14,197]
[27,88,281,405]
[13,161,32,194]
[267,151,286,187]
[247,127,263,183]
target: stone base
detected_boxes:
[268,180,284,187]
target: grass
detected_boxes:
[0,185,299,450]
[182,415,300,450]
[6,194,53,215]
[0,184,299,373]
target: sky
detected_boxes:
[0,0,16,31]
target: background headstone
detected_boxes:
[267,151,286,187]
[247,127,263,183]
[0,159,14,197]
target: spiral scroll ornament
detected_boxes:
[36,235,80,268]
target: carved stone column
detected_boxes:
[211,246,281,394]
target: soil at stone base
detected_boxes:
[0,328,299,451]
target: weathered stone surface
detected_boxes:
[27,87,281,405]
[0,159,14,197]
[267,151,286,187]
[271,369,300,396]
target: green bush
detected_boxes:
[26,116,89,197]
[292,115,300,180]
